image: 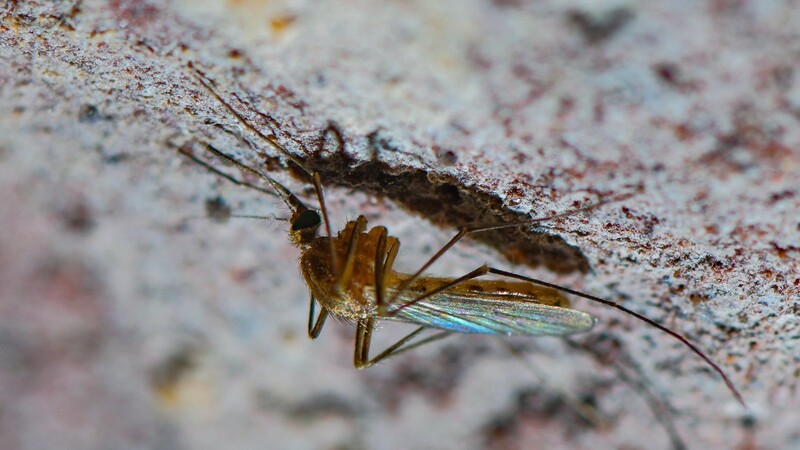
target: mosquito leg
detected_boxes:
[354,318,450,368]
[353,225,450,368]
[366,329,451,366]
[374,231,387,310]
[483,267,744,407]
[384,259,743,406]
[387,194,632,306]
[373,227,398,316]
[565,337,687,450]
[376,236,400,317]
[354,318,371,367]
[307,295,329,339]
[384,236,400,274]
[311,171,340,273]
[376,236,400,316]
[311,172,334,240]
[336,216,368,288]
[388,265,491,314]
[499,340,609,430]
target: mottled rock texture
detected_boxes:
[1,1,798,449]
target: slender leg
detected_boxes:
[374,233,400,317]
[307,295,329,339]
[386,194,633,306]
[312,172,336,240]
[390,265,490,314]
[354,318,451,369]
[351,227,454,368]
[384,237,400,275]
[310,171,340,276]
[499,340,608,430]
[354,318,370,366]
[485,267,740,405]
[563,338,687,450]
[336,216,367,288]
[369,329,451,363]
[386,261,744,407]
[372,227,389,314]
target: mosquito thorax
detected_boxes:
[289,209,322,246]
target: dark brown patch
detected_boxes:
[204,196,231,222]
[652,62,703,92]
[482,385,601,449]
[58,196,95,234]
[285,393,362,421]
[78,104,112,123]
[109,0,160,30]
[150,347,196,395]
[566,7,635,44]
[654,62,679,85]
[770,241,800,259]
[767,190,794,204]
[433,145,459,166]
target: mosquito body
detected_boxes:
[181,64,744,406]
[300,211,597,350]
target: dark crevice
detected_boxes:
[281,151,591,275]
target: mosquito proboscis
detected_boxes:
[178,63,745,409]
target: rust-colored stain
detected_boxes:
[270,15,296,36]
[109,0,160,29]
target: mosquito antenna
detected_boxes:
[174,143,277,198]
[181,214,289,224]
[488,267,746,407]
[203,143,309,214]
[228,214,289,222]
[188,62,339,269]
[188,62,311,177]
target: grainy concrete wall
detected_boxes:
[1,1,798,449]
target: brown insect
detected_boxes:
[178,64,744,407]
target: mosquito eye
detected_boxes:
[292,210,321,231]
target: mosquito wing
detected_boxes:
[384,289,596,336]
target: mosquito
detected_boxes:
[179,64,745,408]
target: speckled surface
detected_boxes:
[1,1,799,449]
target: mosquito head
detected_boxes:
[289,207,322,247]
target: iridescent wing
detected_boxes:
[384,291,596,336]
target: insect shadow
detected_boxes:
[178,63,744,409]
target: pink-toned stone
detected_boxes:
[1,1,798,449]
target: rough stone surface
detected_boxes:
[1,1,799,449]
